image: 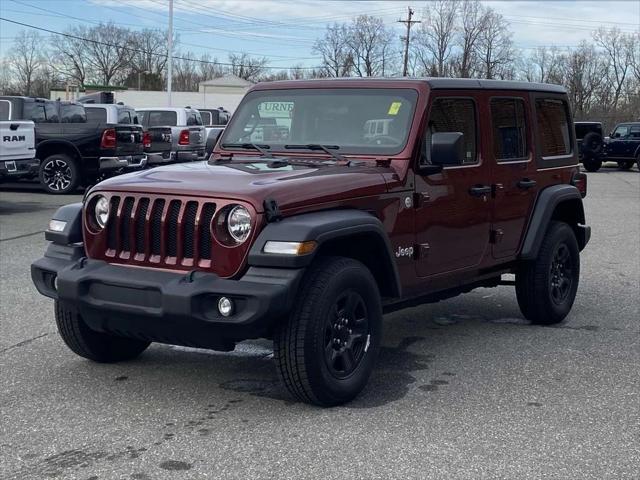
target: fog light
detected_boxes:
[48,219,67,232]
[218,297,233,317]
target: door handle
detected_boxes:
[517,178,537,189]
[469,185,492,197]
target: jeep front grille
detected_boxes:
[105,195,216,267]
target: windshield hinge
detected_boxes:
[264,198,282,222]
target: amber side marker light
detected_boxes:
[263,241,317,255]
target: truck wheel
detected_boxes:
[582,156,601,172]
[516,221,580,325]
[274,257,382,407]
[39,154,80,194]
[55,301,150,362]
[617,160,634,170]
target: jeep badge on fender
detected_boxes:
[31,78,590,407]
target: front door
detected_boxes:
[415,95,492,277]
[607,124,632,160]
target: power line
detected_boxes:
[0,16,325,71]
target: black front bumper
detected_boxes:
[32,244,303,350]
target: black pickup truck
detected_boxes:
[0,96,146,194]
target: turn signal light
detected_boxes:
[263,240,317,255]
[178,129,190,145]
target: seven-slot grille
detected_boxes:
[105,195,216,266]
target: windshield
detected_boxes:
[221,88,418,155]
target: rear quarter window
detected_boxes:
[199,111,212,125]
[186,111,203,126]
[118,109,134,124]
[536,98,572,157]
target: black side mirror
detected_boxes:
[431,132,465,166]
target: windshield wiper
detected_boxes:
[284,144,346,162]
[221,142,273,158]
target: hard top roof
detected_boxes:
[253,77,566,94]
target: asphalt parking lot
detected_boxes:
[1,166,639,480]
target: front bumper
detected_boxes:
[31,244,303,349]
[0,157,39,179]
[146,149,207,165]
[98,154,147,172]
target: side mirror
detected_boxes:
[431,132,465,167]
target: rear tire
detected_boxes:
[617,159,635,170]
[274,257,382,407]
[39,154,80,194]
[55,301,150,362]
[516,222,580,325]
[582,156,602,172]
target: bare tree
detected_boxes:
[413,0,459,77]
[475,9,514,79]
[228,53,268,82]
[8,31,44,96]
[559,42,605,119]
[130,28,175,78]
[526,46,563,83]
[172,52,199,92]
[50,28,91,86]
[312,23,353,77]
[455,0,488,78]
[198,54,225,81]
[82,23,134,85]
[347,15,394,77]
[594,27,632,110]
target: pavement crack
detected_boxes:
[0,332,52,354]
[0,230,45,242]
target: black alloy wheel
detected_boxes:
[324,290,370,379]
[549,243,574,306]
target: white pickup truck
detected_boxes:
[0,120,39,181]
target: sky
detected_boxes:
[0,0,639,71]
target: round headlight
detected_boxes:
[94,195,110,229]
[227,205,251,243]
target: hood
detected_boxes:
[93,159,392,212]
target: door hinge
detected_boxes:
[490,229,504,244]
[418,243,430,258]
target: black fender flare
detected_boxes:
[248,209,401,297]
[36,139,83,161]
[45,202,83,245]
[520,185,588,260]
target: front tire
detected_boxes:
[516,222,580,325]
[39,154,80,194]
[274,257,382,407]
[55,301,150,362]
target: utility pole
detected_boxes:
[398,6,421,77]
[167,0,173,106]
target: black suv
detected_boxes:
[575,121,604,172]
[0,96,145,194]
[603,122,640,171]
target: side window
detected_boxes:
[26,104,47,123]
[118,109,132,124]
[424,98,477,165]
[186,111,203,126]
[199,111,212,125]
[44,102,59,123]
[61,104,87,123]
[629,126,640,139]
[612,125,629,138]
[490,98,528,161]
[535,98,572,157]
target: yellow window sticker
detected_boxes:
[388,102,402,115]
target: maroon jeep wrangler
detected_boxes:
[32,78,590,406]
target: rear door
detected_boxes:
[415,94,492,277]
[488,94,537,259]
